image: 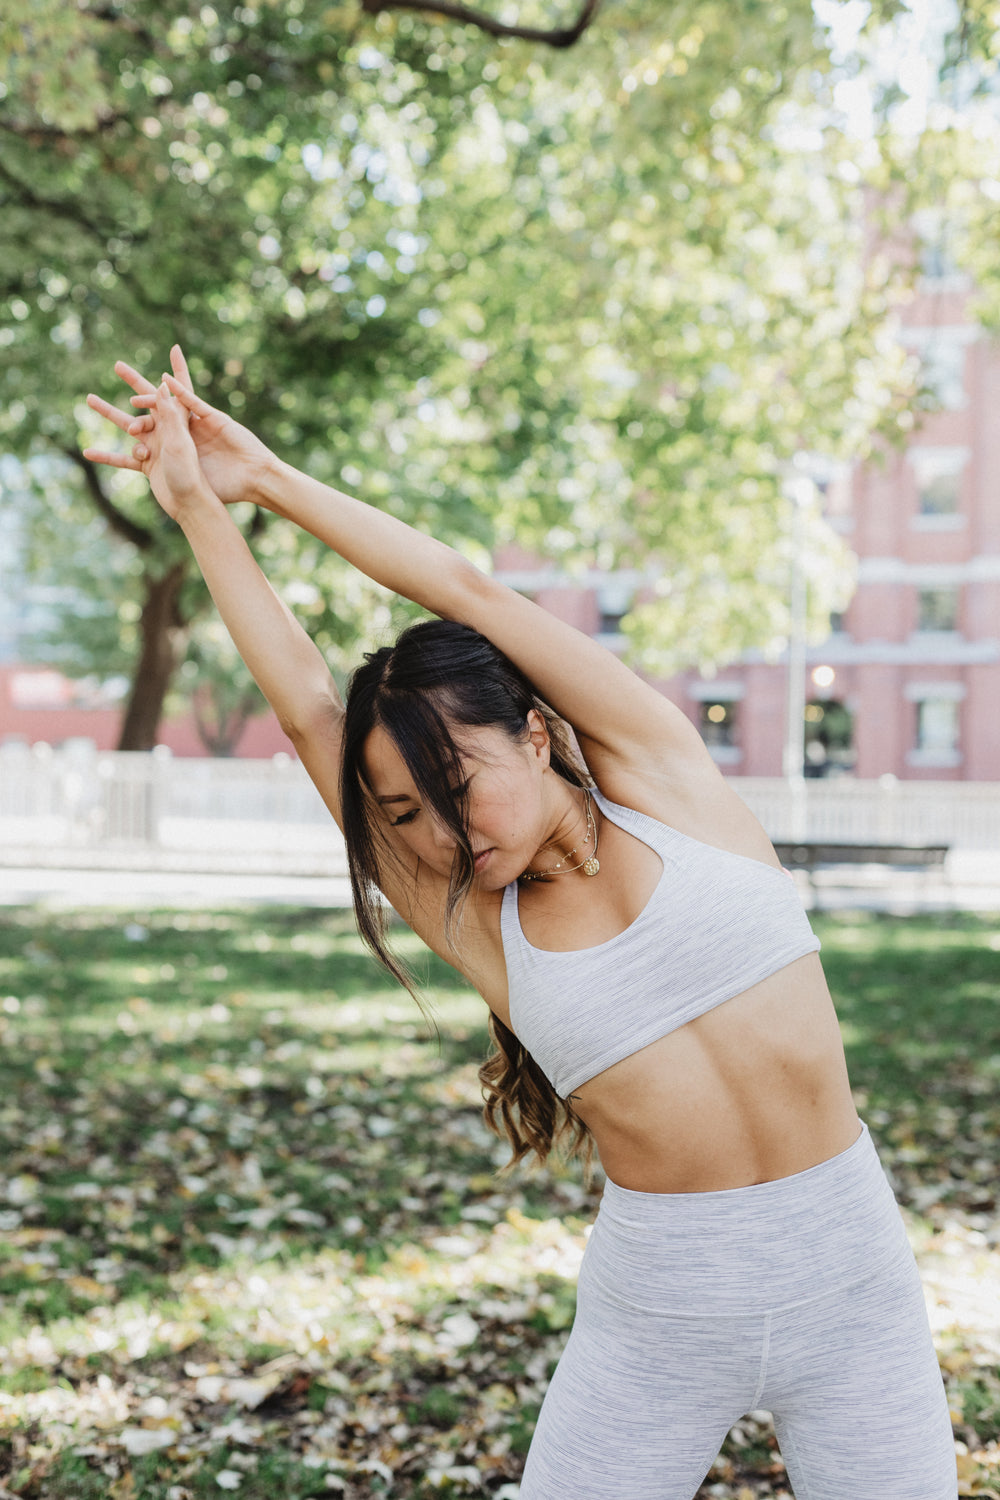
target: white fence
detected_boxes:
[733,776,1000,850]
[0,743,343,873]
[1,742,998,873]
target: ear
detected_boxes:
[526,709,552,767]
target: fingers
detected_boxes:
[163,372,216,418]
[170,343,194,390]
[81,446,143,472]
[132,376,211,422]
[86,392,135,433]
[84,353,191,472]
[130,382,191,412]
[113,360,158,395]
[153,379,189,427]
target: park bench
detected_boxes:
[773,841,950,898]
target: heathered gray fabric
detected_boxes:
[519,1124,957,1500]
[501,788,821,1098]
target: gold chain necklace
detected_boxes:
[520,789,601,881]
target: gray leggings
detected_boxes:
[519,1123,956,1500]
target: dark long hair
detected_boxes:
[340,618,593,1170]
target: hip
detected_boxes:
[583,1120,913,1317]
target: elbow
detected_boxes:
[443,555,503,625]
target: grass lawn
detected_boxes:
[0,904,997,1498]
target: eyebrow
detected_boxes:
[376,793,415,805]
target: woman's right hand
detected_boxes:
[111,379,221,525]
[84,344,277,508]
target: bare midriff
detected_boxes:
[566,952,861,1194]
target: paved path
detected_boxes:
[0,865,354,909]
[0,851,997,912]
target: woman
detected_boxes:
[85,350,957,1500]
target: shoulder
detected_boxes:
[591,752,782,870]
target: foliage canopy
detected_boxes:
[3,0,989,745]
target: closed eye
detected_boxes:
[388,779,469,829]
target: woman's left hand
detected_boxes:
[84,345,276,507]
[91,380,219,525]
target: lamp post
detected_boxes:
[783,475,813,841]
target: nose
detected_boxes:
[429,816,457,851]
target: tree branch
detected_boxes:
[359,0,602,47]
[0,106,140,141]
[61,447,156,552]
[0,155,114,244]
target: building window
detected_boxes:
[917,586,959,632]
[595,576,634,640]
[699,700,737,748]
[818,471,852,524]
[912,209,967,290]
[905,681,965,767]
[908,445,968,527]
[916,698,959,754]
[919,470,960,516]
[804,699,855,777]
[690,680,743,764]
[921,340,967,410]
[902,327,975,410]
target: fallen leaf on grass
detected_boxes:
[118,1426,177,1456]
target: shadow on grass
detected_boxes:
[1,905,997,1498]
[0,905,588,1308]
[815,909,1000,1219]
[2,906,997,1301]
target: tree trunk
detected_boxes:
[192,684,261,757]
[116,561,189,751]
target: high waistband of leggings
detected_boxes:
[585,1121,911,1316]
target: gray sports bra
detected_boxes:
[499,788,820,1099]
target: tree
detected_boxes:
[2,0,477,743]
[907,2,1000,330]
[1,0,925,745]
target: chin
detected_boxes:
[472,853,510,890]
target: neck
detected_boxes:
[522,783,598,883]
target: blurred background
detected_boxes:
[2,0,1000,903]
[2,8,1000,1498]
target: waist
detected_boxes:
[589,1101,862,1193]
[586,1121,910,1314]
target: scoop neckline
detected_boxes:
[507,791,667,957]
[506,789,789,958]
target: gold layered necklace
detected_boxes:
[520,789,601,882]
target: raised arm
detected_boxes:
[254,448,711,773]
[91,350,715,793]
[85,382,346,821]
[147,370,713,790]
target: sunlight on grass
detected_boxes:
[0,905,997,1497]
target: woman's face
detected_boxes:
[361,716,551,889]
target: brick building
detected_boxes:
[498,275,1000,782]
[3,275,996,771]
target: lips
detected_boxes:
[473,849,493,872]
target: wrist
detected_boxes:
[174,480,227,531]
[253,452,295,516]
